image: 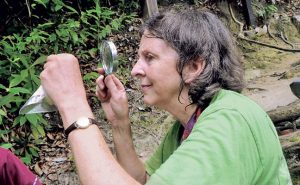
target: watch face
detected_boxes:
[77,117,91,128]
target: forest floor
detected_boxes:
[33,2,300,185]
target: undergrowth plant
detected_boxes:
[0,0,138,164]
[253,1,278,24]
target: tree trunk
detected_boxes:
[267,100,300,124]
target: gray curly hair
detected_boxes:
[139,9,245,108]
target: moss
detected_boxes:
[288,136,300,142]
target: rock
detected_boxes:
[294,117,300,128]
[292,15,300,33]
[254,25,268,36]
[245,69,261,80]
[280,130,300,176]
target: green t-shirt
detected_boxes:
[145,89,292,185]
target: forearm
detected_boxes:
[60,102,139,185]
[112,123,147,184]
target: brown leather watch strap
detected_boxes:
[64,118,96,138]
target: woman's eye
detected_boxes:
[145,54,154,61]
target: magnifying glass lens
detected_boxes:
[100,41,118,75]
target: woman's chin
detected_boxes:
[143,97,155,106]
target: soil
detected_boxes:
[243,52,300,111]
[35,2,300,184]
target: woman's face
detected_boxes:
[131,31,183,108]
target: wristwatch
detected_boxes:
[64,117,97,138]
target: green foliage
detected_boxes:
[0,0,137,163]
[255,4,278,21]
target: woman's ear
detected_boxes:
[182,58,206,84]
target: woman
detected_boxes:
[40,9,292,185]
[0,147,42,185]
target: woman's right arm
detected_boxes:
[96,72,147,184]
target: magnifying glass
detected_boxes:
[100,40,118,75]
[19,40,118,114]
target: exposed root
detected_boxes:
[280,31,295,48]
[237,36,300,52]
[228,2,244,37]
[266,24,277,42]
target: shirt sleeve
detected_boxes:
[0,147,42,185]
[145,122,181,175]
[146,109,260,185]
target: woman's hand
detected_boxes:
[95,68,129,128]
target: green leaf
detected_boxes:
[0,84,7,90]
[39,116,48,125]
[9,76,23,88]
[19,57,30,68]
[9,87,31,94]
[29,147,39,157]
[29,71,41,86]
[49,33,57,42]
[31,126,39,140]
[95,1,101,17]
[36,124,45,137]
[26,114,38,126]
[0,130,10,135]
[0,109,7,116]
[111,19,120,30]
[88,48,97,58]
[0,143,13,149]
[21,152,32,165]
[0,93,16,107]
[20,116,27,126]
[31,55,46,67]
[0,40,13,50]
[37,22,54,29]
[63,4,78,14]
[54,4,63,11]
[31,3,37,9]
[33,0,48,8]
[83,72,98,81]
[70,31,78,43]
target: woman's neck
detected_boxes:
[164,100,198,127]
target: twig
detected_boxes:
[25,0,32,17]
[237,36,300,52]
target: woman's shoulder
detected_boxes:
[206,89,265,115]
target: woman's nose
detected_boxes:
[131,60,145,77]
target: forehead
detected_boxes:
[138,32,177,56]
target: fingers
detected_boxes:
[96,75,109,102]
[45,54,79,67]
[95,85,108,101]
[111,75,125,91]
[43,55,57,69]
[46,54,57,63]
[95,74,125,104]
[96,68,105,75]
[96,75,105,89]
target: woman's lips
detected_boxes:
[141,84,151,91]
